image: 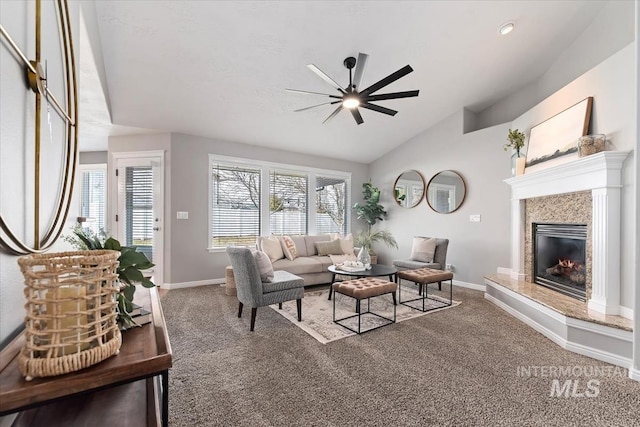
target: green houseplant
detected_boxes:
[352,181,398,254]
[504,128,526,175]
[504,128,526,157]
[64,226,155,329]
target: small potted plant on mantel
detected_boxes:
[504,128,526,176]
[352,181,398,266]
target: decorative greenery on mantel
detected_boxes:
[504,128,526,157]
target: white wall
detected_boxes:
[631,0,639,382]
[511,44,636,310]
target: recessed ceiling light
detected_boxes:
[499,22,515,36]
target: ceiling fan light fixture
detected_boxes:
[342,97,360,109]
[499,22,515,35]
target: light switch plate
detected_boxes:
[470,214,481,222]
[177,211,189,220]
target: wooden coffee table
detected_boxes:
[327,264,397,300]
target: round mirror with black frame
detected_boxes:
[426,170,466,214]
[393,170,425,208]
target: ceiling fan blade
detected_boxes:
[350,108,364,125]
[360,102,398,116]
[365,90,419,102]
[307,64,346,94]
[360,65,414,96]
[294,101,341,112]
[352,52,369,91]
[323,105,343,124]
[285,88,342,99]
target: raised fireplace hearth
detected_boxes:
[533,223,587,301]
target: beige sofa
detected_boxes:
[259,235,349,286]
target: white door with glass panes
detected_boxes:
[111,152,164,286]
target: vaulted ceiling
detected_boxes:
[81,0,623,163]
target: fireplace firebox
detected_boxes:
[533,223,587,301]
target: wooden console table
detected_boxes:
[0,287,172,427]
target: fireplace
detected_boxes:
[533,223,587,301]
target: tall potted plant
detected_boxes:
[352,181,398,263]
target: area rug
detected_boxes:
[270,285,460,344]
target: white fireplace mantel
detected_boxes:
[504,151,631,315]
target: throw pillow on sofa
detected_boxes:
[251,248,274,282]
[260,235,285,262]
[279,236,298,260]
[410,237,437,263]
[315,238,343,256]
[329,233,354,255]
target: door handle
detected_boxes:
[153,227,160,231]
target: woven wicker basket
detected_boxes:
[17,250,122,380]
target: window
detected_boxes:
[209,156,350,250]
[270,171,308,235]
[211,163,261,247]
[79,166,106,236]
[316,176,348,235]
[124,166,154,260]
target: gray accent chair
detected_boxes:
[226,246,305,331]
[392,238,449,288]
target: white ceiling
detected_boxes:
[82,0,610,163]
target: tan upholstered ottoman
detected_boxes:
[225,266,237,296]
[396,268,453,312]
[332,277,397,334]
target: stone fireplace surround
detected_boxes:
[484,151,632,368]
[506,151,629,316]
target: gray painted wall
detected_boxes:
[79,150,108,164]
[511,44,636,310]
[476,0,635,130]
[370,112,511,286]
[632,0,639,380]
[108,132,369,285]
[370,42,636,311]
[168,133,370,285]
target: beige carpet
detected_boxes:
[270,285,460,344]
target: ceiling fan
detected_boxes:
[286,53,419,125]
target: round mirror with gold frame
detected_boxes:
[393,170,425,208]
[426,170,466,214]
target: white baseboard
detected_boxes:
[619,306,634,321]
[163,278,224,290]
[453,279,485,291]
[629,368,640,382]
[496,267,511,275]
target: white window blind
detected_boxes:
[316,176,348,235]
[269,171,308,235]
[211,163,261,247]
[125,166,153,260]
[80,169,106,236]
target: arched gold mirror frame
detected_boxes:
[0,0,79,254]
[393,170,425,208]
[426,170,466,214]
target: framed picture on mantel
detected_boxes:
[524,97,593,174]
